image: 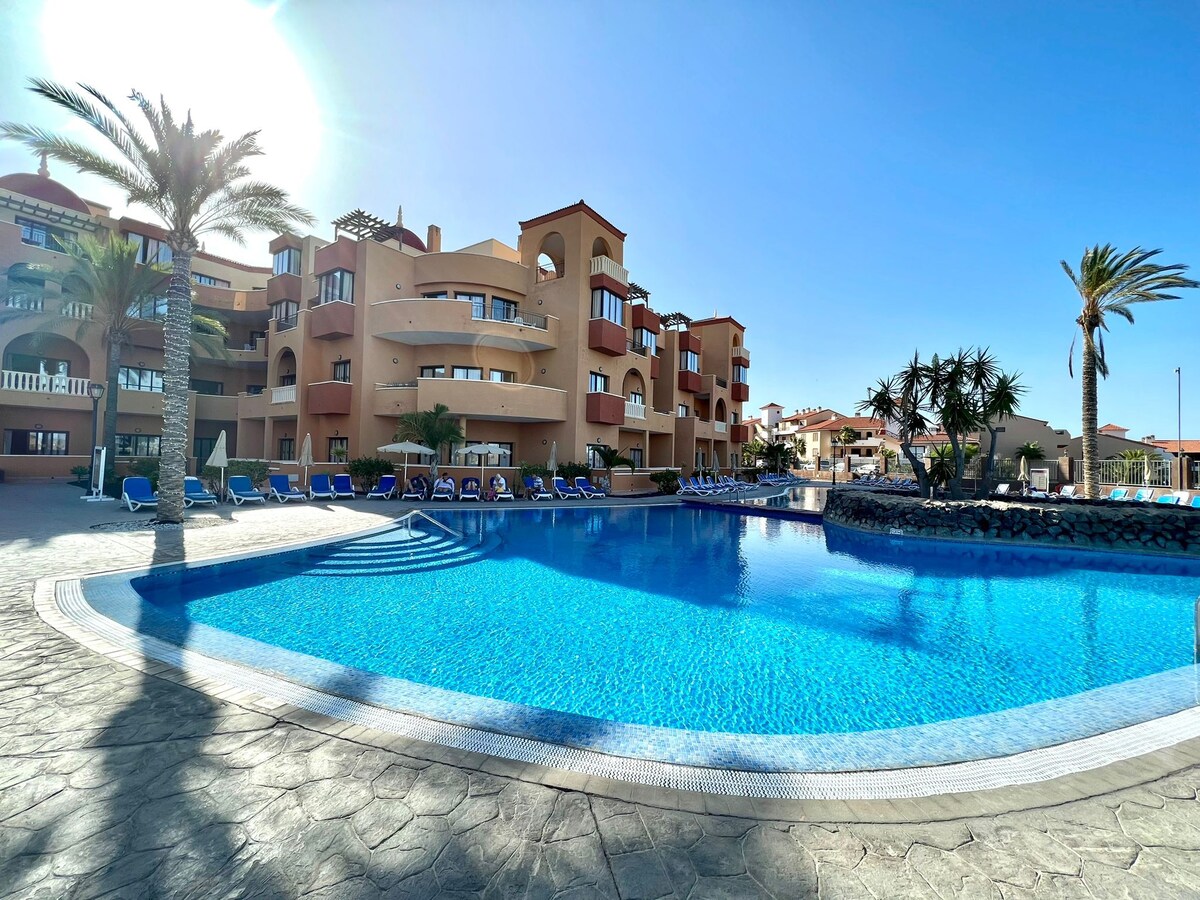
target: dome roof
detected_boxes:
[0,172,92,215]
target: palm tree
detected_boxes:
[592,445,635,489]
[974,369,1024,498]
[1113,448,1150,486]
[741,438,766,469]
[2,80,314,522]
[926,444,956,489]
[1013,441,1045,487]
[394,404,464,475]
[837,425,857,464]
[760,441,790,474]
[1062,244,1199,498]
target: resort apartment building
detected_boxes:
[0,165,751,484]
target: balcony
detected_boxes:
[626,340,650,357]
[308,380,352,415]
[271,384,297,404]
[731,424,750,443]
[589,255,629,286]
[372,298,558,352]
[625,400,647,420]
[678,370,701,393]
[714,421,728,434]
[731,381,750,402]
[194,393,238,421]
[2,369,89,396]
[585,391,624,425]
[630,304,660,333]
[311,299,355,340]
[588,318,627,356]
[237,391,266,420]
[418,377,567,422]
[60,300,93,320]
[267,272,302,306]
[733,345,750,366]
[372,383,418,417]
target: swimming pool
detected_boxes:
[86,502,1200,772]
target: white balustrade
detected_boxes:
[270,384,297,404]
[589,255,629,286]
[714,421,728,434]
[2,369,90,396]
[60,301,94,320]
[625,401,646,420]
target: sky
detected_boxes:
[2,0,1198,440]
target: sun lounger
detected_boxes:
[331,474,356,499]
[122,476,158,511]
[492,482,514,501]
[183,476,218,508]
[367,474,397,500]
[574,476,606,498]
[522,476,552,500]
[1107,488,1130,501]
[553,476,582,499]
[308,473,336,500]
[1172,491,1191,505]
[268,473,307,503]
[459,478,482,501]
[1126,488,1153,503]
[431,478,455,501]
[1192,496,1200,509]
[227,475,266,505]
[993,483,1011,497]
[1156,494,1179,505]
[401,476,428,500]
[1055,485,1078,500]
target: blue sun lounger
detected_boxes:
[308,473,336,500]
[122,476,158,511]
[459,478,482,501]
[367,474,397,500]
[574,476,606,498]
[523,476,552,500]
[227,475,266,505]
[553,476,582,499]
[183,476,218,507]
[268,474,307,503]
[332,474,356,499]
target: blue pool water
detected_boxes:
[129,503,1200,738]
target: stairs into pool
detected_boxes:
[287,527,499,577]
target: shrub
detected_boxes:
[518,462,551,480]
[556,461,590,482]
[126,457,160,490]
[70,465,90,485]
[650,470,681,494]
[202,458,270,491]
[347,456,395,491]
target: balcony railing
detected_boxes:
[714,421,728,434]
[470,302,548,330]
[270,384,297,404]
[627,341,650,357]
[733,346,750,361]
[60,300,93,320]
[4,295,44,312]
[715,376,728,388]
[589,255,629,285]
[2,369,90,396]
[275,315,298,332]
[625,401,647,420]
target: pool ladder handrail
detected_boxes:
[399,509,471,545]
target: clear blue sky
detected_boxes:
[3,0,1198,439]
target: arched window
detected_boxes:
[536,232,566,282]
[591,237,612,259]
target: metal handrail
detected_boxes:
[400,509,466,542]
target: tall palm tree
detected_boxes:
[837,425,858,460]
[592,445,636,488]
[974,370,1024,498]
[1062,244,1198,498]
[2,79,314,522]
[394,404,465,475]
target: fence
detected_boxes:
[1075,458,1172,487]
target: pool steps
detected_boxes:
[288,528,500,577]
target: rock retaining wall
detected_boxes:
[824,490,1200,555]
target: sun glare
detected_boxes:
[39,0,320,252]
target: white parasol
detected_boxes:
[205,430,229,496]
[378,441,434,489]
[457,443,511,491]
[297,433,314,487]
[547,440,557,478]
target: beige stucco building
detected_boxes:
[0,169,750,486]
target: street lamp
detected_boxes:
[87,381,105,494]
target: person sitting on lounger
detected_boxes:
[434,474,454,494]
[488,474,507,501]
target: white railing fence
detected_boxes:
[270,384,297,404]
[60,300,94,320]
[2,369,90,396]
[624,401,646,420]
[714,421,728,434]
[589,255,629,286]
[1075,457,1172,487]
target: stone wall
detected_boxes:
[824,490,1200,555]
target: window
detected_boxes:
[732,412,740,424]
[127,232,172,266]
[118,366,164,392]
[489,369,515,383]
[246,384,265,395]
[678,404,689,418]
[116,434,161,457]
[633,328,657,354]
[452,366,482,380]
[490,296,518,322]
[628,390,644,405]
[16,217,76,253]
[192,273,231,288]
[273,247,301,276]
[421,291,448,299]
[588,371,609,393]
[126,295,168,320]
[278,437,295,461]
[629,448,644,468]
[586,444,607,469]
[680,350,700,373]
[3,429,68,455]
[270,300,298,330]
[419,365,445,379]
[332,360,351,382]
[189,378,224,395]
[328,436,348,460]
[459,441,513,466]
[318,269,354,304]
[457,292,486,318]
[193,437,216,461]
[733,364,749,383]
[590,288,624,325]
[4,352,69,377]
[278,373,296,387]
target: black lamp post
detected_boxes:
[87,381,105,493]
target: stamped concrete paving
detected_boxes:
[3,484,1200,898]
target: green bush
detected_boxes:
[556,461,591,482]
[126,457,160,490]
[346,456,395,491]
[518,461,551,479]
[650,470,681,494]
[202,458,269,491]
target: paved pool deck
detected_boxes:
[3,482,1200,898]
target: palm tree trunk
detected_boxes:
[157,248,194,523]
[945,431,965,500]
[1081,328,1099,499]
[975,424,999,499]
[103,339,122,481]
[901,441,931,498]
